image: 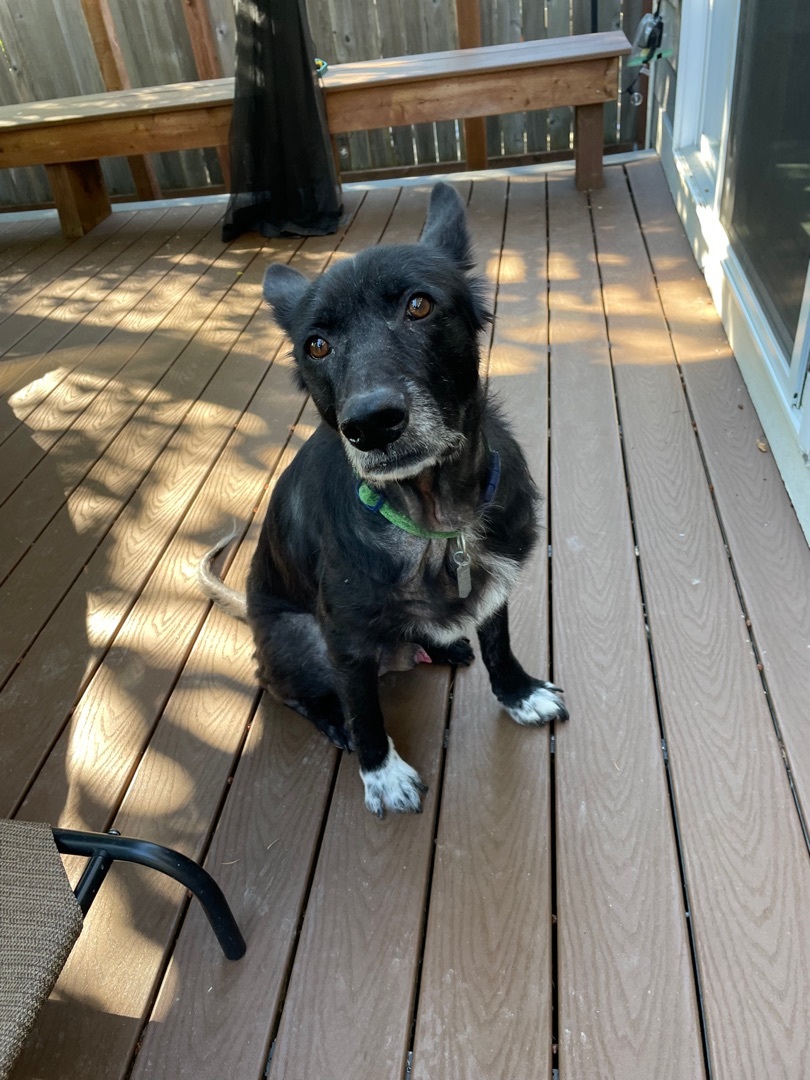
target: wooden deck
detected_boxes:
[1,159,809,1080]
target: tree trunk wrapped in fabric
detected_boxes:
[222,0,343,241]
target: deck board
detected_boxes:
[0,211,134,323]
[7,198,363,1079]
[412,176,554,1080]
[12,282,297,826]
[0,212,264,556]
[1,162,808,1080]
[132,692,338,1080]
[591,168,810,1079]
[130,186,436,1080]
[0,208,177,408]
[269,667,448,1080]
[0,212,136,350]
[0,203,213,499]
[625,157,810,821]
[546,173,704,1079]
[265,185,446,1080]
[0,223,71,294]
[0,217,57,272]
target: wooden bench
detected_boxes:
[0,31,630,238]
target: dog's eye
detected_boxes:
[406,294,433,320]
[306,336,331,359]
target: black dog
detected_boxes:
[199,183,567,816]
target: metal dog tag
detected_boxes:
[453,534,472,599]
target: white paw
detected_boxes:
[360,737,427,818]
[506,683,568,726]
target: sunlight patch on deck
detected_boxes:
[8,367,68,413]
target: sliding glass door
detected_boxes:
[719,0,810,403]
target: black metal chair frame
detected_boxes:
[52,827,246,961]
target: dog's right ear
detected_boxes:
[263,263,309,334]
[420,183,474,270]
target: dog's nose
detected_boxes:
[339,389,409,451]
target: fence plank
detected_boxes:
[485,0,525,156]
[400,0,441,168]
[522,0,548,153]
[546,0,573,151]
[426,0,462,162]
[178,0,230,184]
[455,0,486,168]
[618,0,646,146]
[205,0,236,76]
[79,0,162,199]
[372,0,416,165]
[109,0,219,189]
[603,0,623,142]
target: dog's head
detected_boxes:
[262,183,491,482]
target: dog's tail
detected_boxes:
[196,528,248,620]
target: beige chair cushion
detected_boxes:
[0,820,83,1080]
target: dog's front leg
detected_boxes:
[330,650,428,817]
[477,603,568,725]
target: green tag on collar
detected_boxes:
[357,481,460,540]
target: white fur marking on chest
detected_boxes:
[408,551,520,646]
[474,551,521,622]
[360,736,425,816]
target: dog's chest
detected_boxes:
[397,534,519,645]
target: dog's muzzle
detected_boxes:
[339,389,409,452]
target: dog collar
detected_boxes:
[356,450,501,540]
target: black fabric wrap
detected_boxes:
[222,0,343,241]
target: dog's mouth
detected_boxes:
[344,430,465,483]
[346,443,439,482]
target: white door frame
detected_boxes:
[659,0,810,539]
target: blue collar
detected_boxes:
[480,449,501,507]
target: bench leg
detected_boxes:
[463,117,488,171]
[574,103,605,191]
[127,155,162,201]
[44,160,112,238]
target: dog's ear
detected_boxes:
[420,183,474,269]
[263,263,309,334]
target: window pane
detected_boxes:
[720,0,810,358]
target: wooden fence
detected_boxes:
[0,0,647,210]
